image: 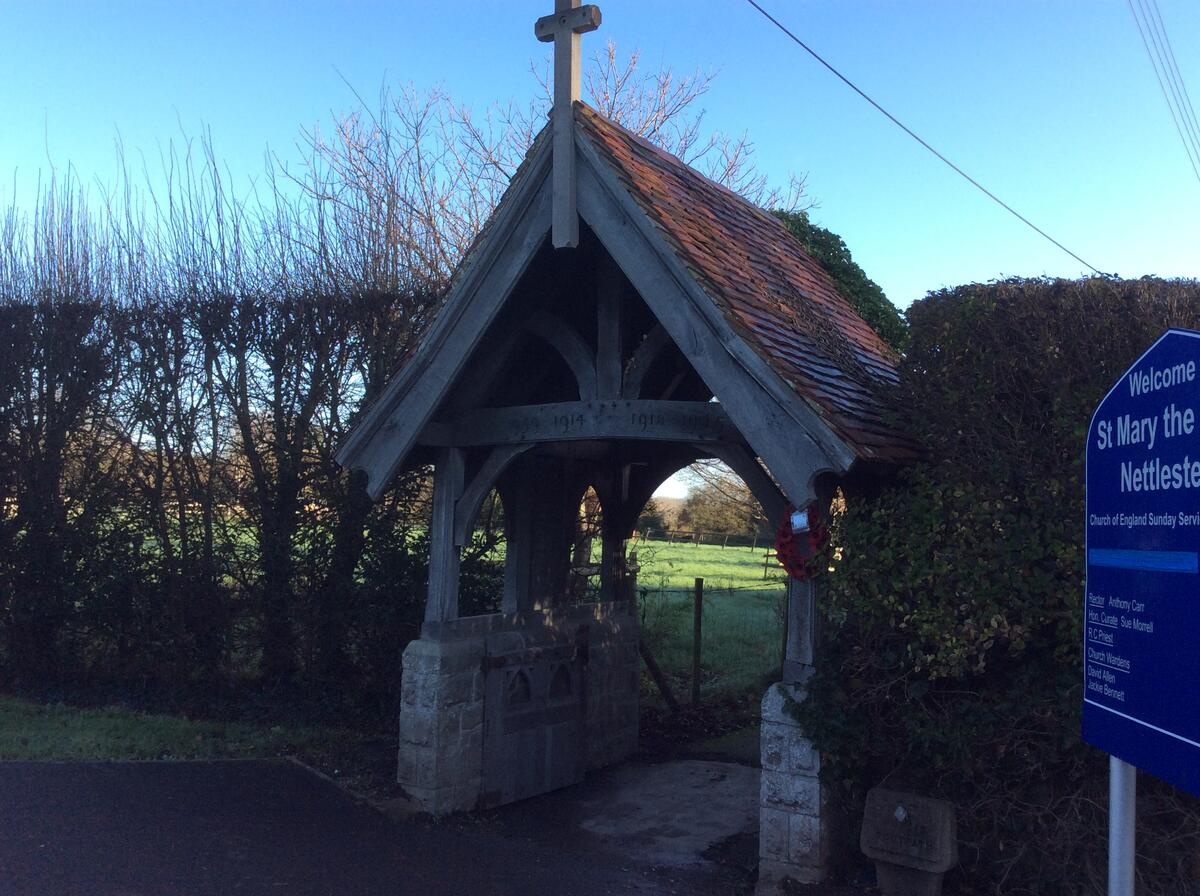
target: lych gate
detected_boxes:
[337,2,915,888]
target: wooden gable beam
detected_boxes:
[574,146,854,506]
[336,151,554,499]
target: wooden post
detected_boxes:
[692,577,703,705]
[639,638,680,712]
[780,581,790,680]
[595,254,623,398]
[426,447,465,622]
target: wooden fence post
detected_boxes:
[692,577,704,705]
[639,638,680,712]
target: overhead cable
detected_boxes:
[1128,0,1200,184]
[1142,0,1200,164]
[743,0,1112,278]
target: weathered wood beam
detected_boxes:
[575,155,849,504]
[496,475,533,615]
[446,325,524,411]
[534,0,600,248]
[453,444,536,546]
[694,442,787,528]
[338,168,553,500]
[596,256,623,399]
[420,400,739,448]
[639,639,680,712]
[620,323,670,399]
[425,447,465,623]
[524,311,597,400]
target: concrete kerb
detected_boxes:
[284,755,424,823]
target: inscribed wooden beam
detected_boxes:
[420,400,739,447]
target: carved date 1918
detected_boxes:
[632,412,665,432]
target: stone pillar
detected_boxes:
[758,574,829,892]
[757,681,829,891]
[397,635,486,815]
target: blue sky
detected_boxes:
[3,1,1196,499]
[3,1,1196,309]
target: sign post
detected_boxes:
[1085,328,1200,894]
[1108,757,1135,896]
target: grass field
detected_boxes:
[0,696,365,762]
[631,539,787,700]
[629,537,785,590]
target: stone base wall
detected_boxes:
[398,637,487,816]
[757,681,829,892]
[397,601,639,815]
[582,608,640,770]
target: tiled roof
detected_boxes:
[576,103,919,463]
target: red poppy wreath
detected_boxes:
[774,505,830,581]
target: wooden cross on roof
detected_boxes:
[535,0,601,249]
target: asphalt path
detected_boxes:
[0,760,686,896]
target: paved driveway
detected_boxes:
[0,760,704,896]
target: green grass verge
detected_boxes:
[0,695,365,762]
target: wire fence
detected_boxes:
[632,528,772,550]
[635,582,787,701]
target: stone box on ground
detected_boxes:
[861,786,957,896]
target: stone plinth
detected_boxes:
[397,601,639,816]
[757,681,829,893]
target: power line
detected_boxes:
[1128,0,1200,184]
[1147,0,1200,147]
[1145,0,1200,152]
[1143,0,1200,162]
[742,0,1112,278]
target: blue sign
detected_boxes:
[1085,328,1200,796]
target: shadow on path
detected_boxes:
[0,762,768,896]
[0,759,687,896]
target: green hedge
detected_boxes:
[800,277,1200,894]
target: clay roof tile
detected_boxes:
[575,103,918,463]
